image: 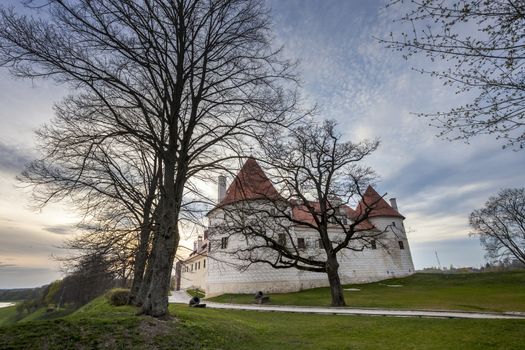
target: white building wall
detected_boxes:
[203,213,415,297]
[180,255,208,291]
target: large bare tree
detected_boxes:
[19,99,162,305]
[383,0,525,150]
[0,0,297,316]
[470,188,525,265]
[210,120,397,306]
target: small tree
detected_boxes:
[383,0,525,150]
[470,188,525,265]
[210,120,402,307]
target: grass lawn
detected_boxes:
[0,305,19,327]
[208,271,525,312]
[0,297,524,349]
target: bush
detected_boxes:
[107,289,130,306]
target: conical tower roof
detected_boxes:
[355,185,404,219]
[219,158,282,206]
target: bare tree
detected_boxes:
[0,0,297,316]
[209,120,401,306]
[383,0,525,150]
[470,188,525,265]
[19,101,162,305]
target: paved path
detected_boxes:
[168,290,525,320]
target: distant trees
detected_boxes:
[470,188,525,265]
[0,0,297,317]
[213,120,390,306]
[384,0,525,150]
[58,253,116,307]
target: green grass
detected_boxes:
[209,271,525,312]
[0,305,19,327]
[0,297,524,349]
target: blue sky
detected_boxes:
[0,0,523,288]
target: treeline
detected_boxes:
[0,287,46,302]
[15,254,122,317]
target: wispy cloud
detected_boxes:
[0,141,33,174]
[44,225,75,236]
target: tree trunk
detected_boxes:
[128,224,152,305]
[137,246,155,307]
[326,255,346,307]
[129,165,160,305]
[140,206,179,317]
[140,163,183,317]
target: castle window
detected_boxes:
[204,259,206,268]
[398,240,405,250]
[198,261,201,269]
[191,264,194,271]
[371,239,377,250]
[297,238,306,249]
[221,237,228,249]
[318,239,323,249]
[270,208,276,216]
[278,233,286,246]
[392,221,396,227]
[342,218,348,225]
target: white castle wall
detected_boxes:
[180,255,208,291]
[200,211,415,297]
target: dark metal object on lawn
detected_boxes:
[189,296,206,308]
[254,291,270,304]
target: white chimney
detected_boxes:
[218,175,227,203]
[389,198,398,211]
[197,235,203,251]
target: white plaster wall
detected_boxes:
[180,255,208,291]
[204,214,415,296]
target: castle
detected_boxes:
[177,158,414,296]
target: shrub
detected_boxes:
[107,289,130,306]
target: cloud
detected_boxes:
[0,141,33,174]
[43,225,75,235]
[0,265,60,289]
[0,261,16,269]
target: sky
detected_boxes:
[1,0,524,288]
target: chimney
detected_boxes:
[389,198,398,211]
[218,175,227,203]
[197,235,203,251]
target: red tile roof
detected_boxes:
[219,158,282,206]
[214,159,404,223]
[355,185,405,219]
[290,201,375,230]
